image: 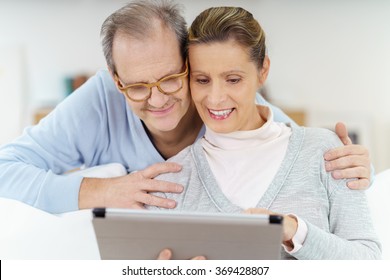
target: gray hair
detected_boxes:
[101,0,188,73]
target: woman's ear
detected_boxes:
[258,56,270,85]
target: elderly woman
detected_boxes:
[149,6,381,260]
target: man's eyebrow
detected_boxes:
[119,65,183,85]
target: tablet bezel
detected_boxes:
[92,208,283,260]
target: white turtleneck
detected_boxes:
[201,106,292,209]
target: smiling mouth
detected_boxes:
[147,103,176,116]
[208,108,234,120]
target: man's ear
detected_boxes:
[108,66,116,82]
[108,66,122,90]
[258,55,270,86]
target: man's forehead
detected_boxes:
[113,29,183,84]
[116,19,175,43]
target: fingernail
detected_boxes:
[175,164,182,171]
[347,181,362,190]
[161,249,171,259]
[332,171,342,179]
[325,162,331,170]
[177,185,184,192]
[324,152,332,160]
[167,201,176,208]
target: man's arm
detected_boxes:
[256,93,372,189]
[0,76,104,213]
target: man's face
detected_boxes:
[112,26,191,134]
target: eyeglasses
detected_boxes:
[114,60,188,102]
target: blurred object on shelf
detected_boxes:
[33,107,53,124]
[33,74,89,124]
[64,74,88,96]
[283,109,305,126]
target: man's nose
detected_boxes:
[148,86,170,108]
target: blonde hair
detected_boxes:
[188,7,266,69]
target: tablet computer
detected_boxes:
[92,208,283,260]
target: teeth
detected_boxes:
[209,109,233,116]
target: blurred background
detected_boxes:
[0,0,389,172]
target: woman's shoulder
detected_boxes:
[299,126,343,150]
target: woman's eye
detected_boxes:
[227,78,241,84]
[196,79,209,84]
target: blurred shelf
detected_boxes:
[283,109,306,126]
[33,107,53,124]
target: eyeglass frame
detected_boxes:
[114,60,189,102]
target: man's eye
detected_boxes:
[131,85,147,91]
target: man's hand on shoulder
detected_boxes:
[324,122,371,190]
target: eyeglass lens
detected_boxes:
[126,76,183,100]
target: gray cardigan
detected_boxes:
[148,126,381,259]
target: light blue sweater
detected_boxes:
[0,70,291,213]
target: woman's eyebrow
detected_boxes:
[190,70,246,75]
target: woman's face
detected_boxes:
[189,39,269,133]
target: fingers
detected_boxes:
[283,215,298,245]
[329,166,370,189]
[329,166,370,180]
[103,163,183,209]
[243,208,271,215]
[157,249,172,260]
[156,249,206,260]
[326,161,371,190]
[191,256,207,260]
[324,145,368,161]
[323,143,372,190]
[134,191,177,209]
[141,162,182,179]
[131,179,182,208]
[141,178,184,193]
[325,155,370,173]
[335,122,352,145]
[347,178,370,190]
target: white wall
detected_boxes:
[0,0,125,107]
[252,0,390,173]
[0,0,389,170]
[0,46,25,144]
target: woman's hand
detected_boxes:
[157,248,206,260]
[244,208,298,250]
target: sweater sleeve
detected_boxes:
[0,72,110,213]
[290,130,381,259]
[292,200,381,260]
